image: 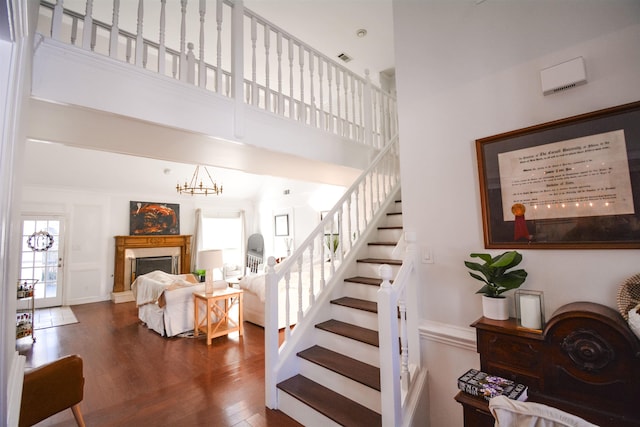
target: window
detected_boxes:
[198,210,245,279]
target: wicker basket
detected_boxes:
[616,273,640,321]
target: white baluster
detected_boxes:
[186,42,196,84]
[288,38,294,119]
[276,33,283,115]
[143,43,148,68]
[351,75,356,139]
[70,17,78,45]
[135,0,144,67]
[354,186,361,239]
[308,245,315,305]
[298,44,305,123]
[373,89,380,148]
[51,0,64,40]
[91,19,97,51]
[158,0,166,75]
[309,52,315,127]
[343,71,349,137]
[346,197,353,251]
[363,69,373,147]
[250,16,258,106]
[198,0,206,88]
[319,234,326,289]
[82,0,93,50]
[318,57,325,130]
[110,0,120,58]
[179,0,187,81]
[284,272,291,340]
[215,0,223,93]
[327,62,333,133]
[398,299,411,393]
[264,256,278,408]
[264,24,271,112]
[358,79,364,142]
[297,258,303,322]
[125,37,132,63]
[172,54,178,78]
[335,68,342,135]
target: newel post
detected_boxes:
[264,256,278,408]
[404,231,421,369]
[378,264,401,427]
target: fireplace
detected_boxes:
[133,255,178,277]
[113,235,192,301]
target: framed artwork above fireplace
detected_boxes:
[130,201,180,235]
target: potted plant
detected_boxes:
[464,251,528,320]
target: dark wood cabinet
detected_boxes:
[456,302,640,427]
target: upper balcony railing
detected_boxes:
[38,0,397,149]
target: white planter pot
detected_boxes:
[482,295,509,320]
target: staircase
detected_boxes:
[276,199,404,427]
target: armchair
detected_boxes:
[19,354,86,427]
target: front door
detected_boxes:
[19,216,65,308]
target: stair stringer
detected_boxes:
[271,186,402,405]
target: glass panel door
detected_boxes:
[19,216,65,308]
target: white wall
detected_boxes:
[393,1,640,425]
[20,184,257,305]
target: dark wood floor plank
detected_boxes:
[16,301,301,427]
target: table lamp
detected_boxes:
[199,249,223,294]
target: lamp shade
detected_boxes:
[198,249,224,270]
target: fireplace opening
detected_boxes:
[133,255,178,279]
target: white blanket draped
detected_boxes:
[131,270,197,307]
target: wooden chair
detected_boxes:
[19,354,86,427]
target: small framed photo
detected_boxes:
[274,214,289,236]
[515,290,545,331]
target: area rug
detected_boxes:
[34,306,78,330]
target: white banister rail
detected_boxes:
[37,0,396,148]
[377,231,421,427]
[264,135,400,408]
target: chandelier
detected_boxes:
[176,165,223,195]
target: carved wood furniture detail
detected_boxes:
[455,301,640,427]
[113,235,192,293]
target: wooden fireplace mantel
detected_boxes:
[113,235,192,294]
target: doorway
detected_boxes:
[19,216,65,308]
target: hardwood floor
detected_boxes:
[16,301,302,427]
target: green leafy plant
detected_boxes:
[464,251,528,298]
[325,234,340,254]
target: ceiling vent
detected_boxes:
[337,52,352,63]
[540,57,587,95]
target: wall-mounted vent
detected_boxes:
[541,57,587,95]
[337,52,352,63]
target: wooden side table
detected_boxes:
[193,288,243,345]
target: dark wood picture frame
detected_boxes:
[274,214,289,236]
[476,101,640,249]
[129,201,180,235]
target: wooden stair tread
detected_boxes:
[277,375,381,427]
[357,257,402,265]
[331,296,377,313]
[297,345,380,390]
[344,276,383,286]
[377,225,402,230]
[386,212,402,216]
[315,319,379,347]
[368,241,397,246]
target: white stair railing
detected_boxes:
[264,135,400,408]
[378,231,422,427]
[38,0,397,149]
